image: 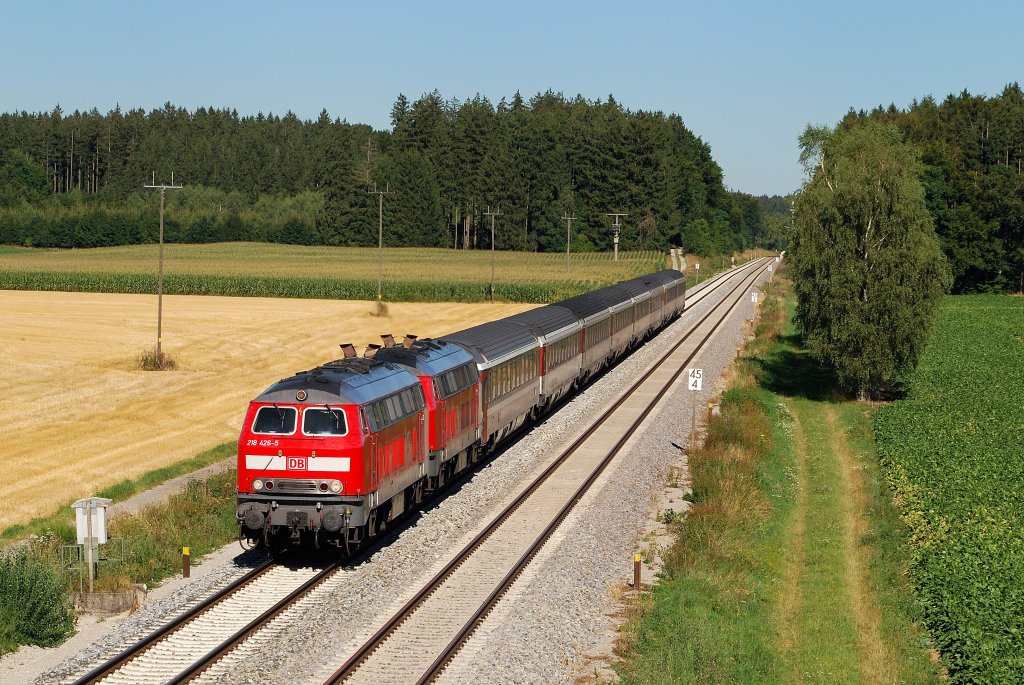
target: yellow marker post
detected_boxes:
[633,552,641,591]
[183,546,191,578]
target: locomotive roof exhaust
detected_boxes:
[403,334,418,348]
[381,334,396,348]
[339,343,357,358]
[364,344,381,359]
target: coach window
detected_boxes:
[253,406,297,434]
[303,407,347,436]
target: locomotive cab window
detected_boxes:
[303,407,347,436]
[252,405,297,435]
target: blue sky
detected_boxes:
[3,1,1022,196]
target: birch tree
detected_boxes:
[791,122,950,398]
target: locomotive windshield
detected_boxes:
[252,405,297,434]
[303,407,348,435]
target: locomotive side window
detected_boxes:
[386,395,400,419]
[364,385,426,432]
[303,407,347,435]
[252,406,297,434]
[437,363,476,400]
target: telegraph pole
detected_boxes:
[562,212,576,273]
[368,184,392,314]
[484,206,502,302]
[144,172,182,367]
[606,213,628,261]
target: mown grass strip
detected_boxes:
[786,399,861,682]
[834,403,941,681]
[614,275,944,684]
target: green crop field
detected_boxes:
[0,243,667,302]
[874,295,1024,682]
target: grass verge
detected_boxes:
[98,469,239,591]
[613,274,944,684]
[1,443,234,542]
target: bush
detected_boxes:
[0,550,75,654]
[139,347,178,371]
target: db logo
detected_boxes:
[287,457,307,471]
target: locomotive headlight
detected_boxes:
[252,479,264,491]
[329,480,342,493]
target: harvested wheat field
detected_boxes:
[0,290,535,530]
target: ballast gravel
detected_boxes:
[34,549,266,685]
[38,266,770,685]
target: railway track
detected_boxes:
[64,258,770,685]
[323,257,774,685]
[68,558,345,684]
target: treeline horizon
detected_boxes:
[841,82,1024,293]
[0,91,786,258]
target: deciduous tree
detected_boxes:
[791,122,950,398]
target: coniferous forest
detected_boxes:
[844,83,1024,293]
[0,91,775,259]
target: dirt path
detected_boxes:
[779,399,896,684]
[824,405,897,684]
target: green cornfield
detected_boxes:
[0,243,667,302]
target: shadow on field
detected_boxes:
[753,333,840,401]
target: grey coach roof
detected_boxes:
[554,289,617,319]
[626,269,683,289]
[441,320,538,365]
[504,304,580,337]
[610,279,651,300]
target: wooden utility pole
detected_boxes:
[562,212,577,273]
[144,172,182,366]
[484,206,503,302]
[368,184,392,313]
